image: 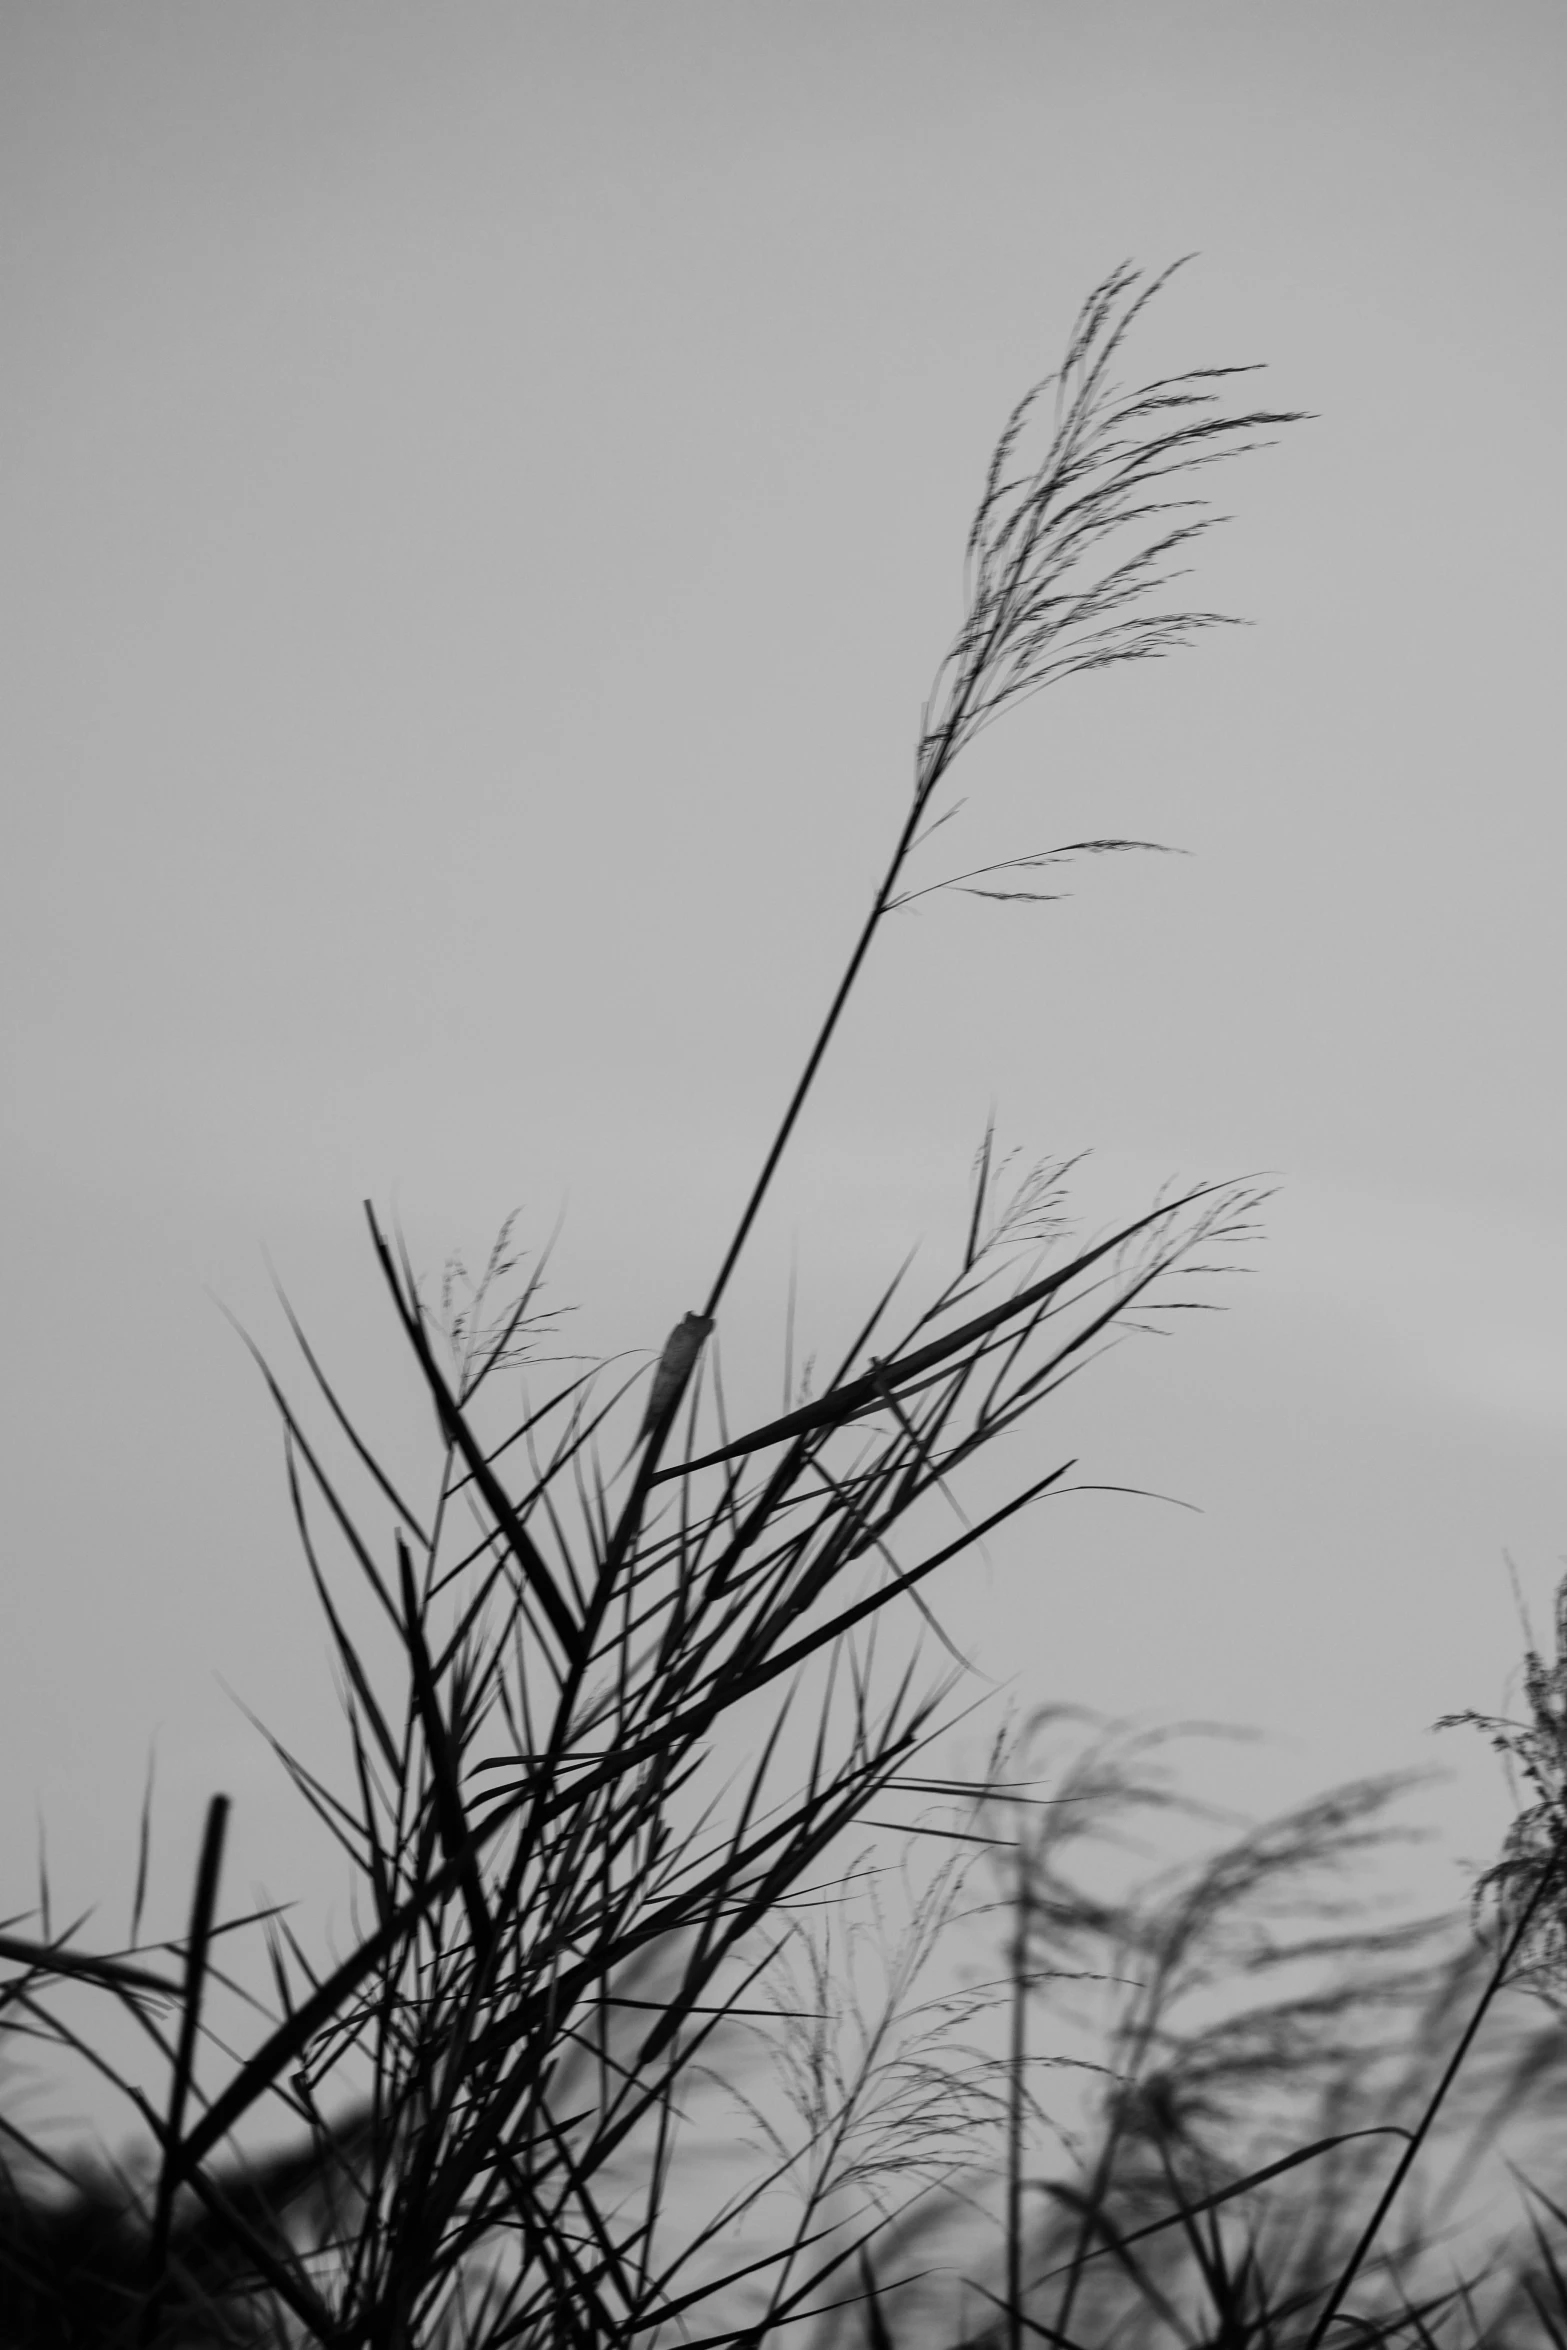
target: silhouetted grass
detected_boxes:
[8,262,1562,2348]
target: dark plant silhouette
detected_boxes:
[51,260,1567,2350]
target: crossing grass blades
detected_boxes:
[8,263,1564,2349]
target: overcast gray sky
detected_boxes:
[4,1,1566,2137]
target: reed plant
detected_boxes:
[8,261,1563,2349]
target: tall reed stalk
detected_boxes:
[3,262,1320,2347]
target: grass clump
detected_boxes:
[7,260,1565,2349]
